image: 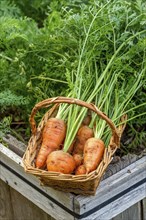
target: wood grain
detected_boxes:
[0,144,74,220]
[10,187,54,220]
[2,134,26,157]
[0,142,146,220]
[0,179,14,220]
[0,179,55,220]
[74,157,146,216]
[112,202,141,220]
[143,198,146,220]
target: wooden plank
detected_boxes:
[103,154,139,179]
[81,184,145,220]
[1,143,146,220]
[0,143,74,210]
[0,144,75,220]
[74,156,146,219]
[143,198,146,220]
[2,134,26,157]
[0,179,14,220]
[10,186,54,220]
[112,202,141,220]
[0,165,74,220]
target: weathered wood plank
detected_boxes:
[0,144,74,220]
[0,179,14,220]
[74,156,146,219]
[2,134,26,157]
[103,154,140,179]
[0,165,74,220]
[0,179,55,220]
[112,202,141,220]
[86,184,145,220]
[143,198,146,220]
[1,143,146,220]
[0,143,74,210]
[10,186,54,220]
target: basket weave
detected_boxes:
[23,96,127,195]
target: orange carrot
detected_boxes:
[35,118,66,168]
[72,125,94,155]
[83,138,105,173]
[71,125,94,169]
[72,141,84,155]
[46,150,76,174]
[75,164,86,175]
[73,153,83,167]
[77,125,94,144]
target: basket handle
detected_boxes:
[29,96,123,147]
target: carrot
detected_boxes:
[83,138,105,173]
[46,150,76,174]
[75,164,86,175]
[73,153,83,167]
[71,125,94,169]
[72,141,84,155]
[72,125,94,155]
[77,125,94,144]
[35,118,66,168]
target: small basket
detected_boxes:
[23,97,127,195]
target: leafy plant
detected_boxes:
[0,116,12,138]
[0,0,146,154]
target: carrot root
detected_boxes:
[83,138,105,174]
[35,118,66,169]
[47,150,76,174]
[75,164,86,175]
[73,153,83,167]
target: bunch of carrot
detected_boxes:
[35,111,105,175]
[34,6,146,175]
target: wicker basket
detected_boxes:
[23,97,127,195]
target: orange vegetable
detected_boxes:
[75,164,86,175]
[72,125,94,169]
[83,138,105,173]
[72,141,84,155]
[77,125,94,144]
[73,153,83,167]
[72,125,94,155]
[46,150,76,174]
[35,118,66,168]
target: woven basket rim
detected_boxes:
[29,96,124,144]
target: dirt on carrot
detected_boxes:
[73,153,83,167]
[77,125,94,144]
[35,118,66,169]
[83,138,105,173]
[46,150,76,174]
[75,164,86,175]
[72,125,94,155]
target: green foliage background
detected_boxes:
[0,0,146,152]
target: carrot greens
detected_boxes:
[62,1,146,151]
